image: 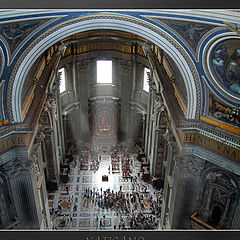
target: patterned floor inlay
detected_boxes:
[79,213,91,217]
[121,184,130,191]
[58,198,72,211]
[100,218,111,227]
[71,219,77,228]
[79,218,90,227]
[118,176,129,182]
[82,176,92,183]
[49,149,162,230]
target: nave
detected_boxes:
[48,143,162,230]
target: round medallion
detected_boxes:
[210,38,240,97]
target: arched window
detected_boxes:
[58,67,66,93]
[97,60,112,84]
[143,67,150,92]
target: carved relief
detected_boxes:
[46,97,58,121]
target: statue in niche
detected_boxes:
[46,97,58,121]
[0,175,12,227]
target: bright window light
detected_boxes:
[143,67,150,92]
[59,68,66,93]
[97,60,112,84]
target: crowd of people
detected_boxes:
[79,182,162,229]
[121,153,132,178]
[78,144,100,172]
[111,153,120,173]
[52,142,163,230]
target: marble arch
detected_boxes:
[10,13,199,123]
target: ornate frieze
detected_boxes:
[0,133,31,154]
[181,131,240,163]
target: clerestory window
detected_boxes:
[97,60,112,84]
[59,67,66,93]
[143,67,150,92]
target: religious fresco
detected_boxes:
[0,19,49,54]
[156,19,215,51]
[209,94,240,127]
[211,39,240,96]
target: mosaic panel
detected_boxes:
[0,19,50,54]
[159,19,215,51]
[211,39,240,96]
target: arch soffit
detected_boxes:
[10,13,199,123]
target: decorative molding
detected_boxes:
[181,131,240,163]
[177,123,240,147]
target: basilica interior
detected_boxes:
[0,9,240,231]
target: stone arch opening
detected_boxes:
[10,14,198,123]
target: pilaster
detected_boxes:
[3,158,42,229]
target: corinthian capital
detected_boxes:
[174,155,204,176]
[3,159,33,178]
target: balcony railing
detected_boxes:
[190,213,218,230]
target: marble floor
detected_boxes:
[48,148,162,231]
